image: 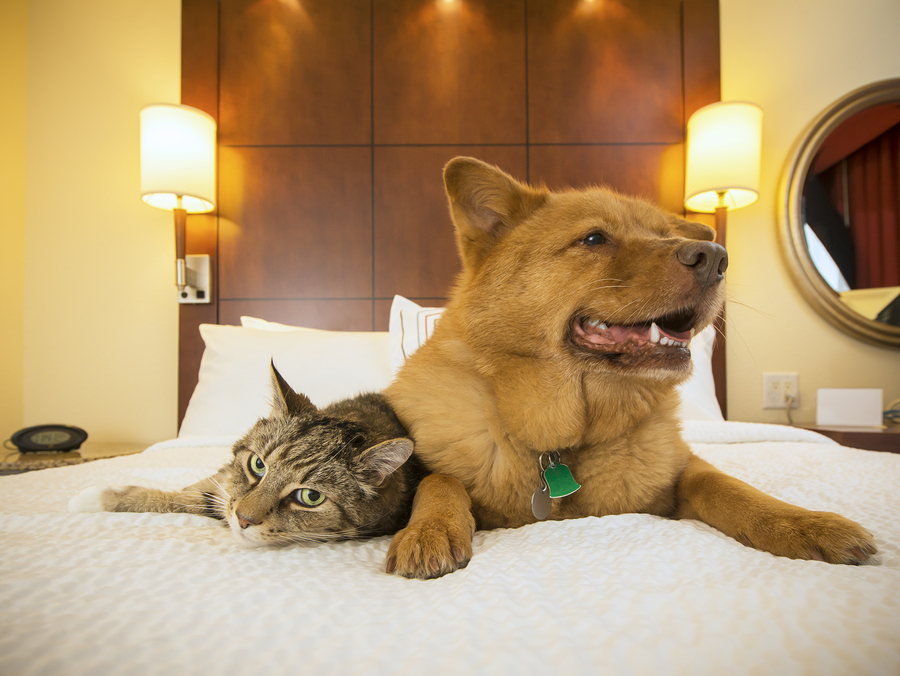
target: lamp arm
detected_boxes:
[714,190,728,247]
[174,198,187,292]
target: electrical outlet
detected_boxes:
[763,373,799,410]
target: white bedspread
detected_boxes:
[1,422,898,676]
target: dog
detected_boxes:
[384,157,876,579]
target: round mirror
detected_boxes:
[780,78,900,348]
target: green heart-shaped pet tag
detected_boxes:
[544,462,581,498]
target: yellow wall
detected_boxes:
[720,0,900,423]
[18,0,182,444]
[1,0,28,446]
[7,0,899,446]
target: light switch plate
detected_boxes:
[178,254,211,304]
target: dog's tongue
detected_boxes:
[578,319,691,345]
[578,321,648,345]
[607,325,649,344]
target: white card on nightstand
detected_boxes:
[816,388,883,427]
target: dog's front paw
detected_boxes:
[385,516,474,579]
[743,509,877,565]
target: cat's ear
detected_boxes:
[269,360,317,418]
[355,438,414,488]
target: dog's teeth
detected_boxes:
[650,322,661,344]
[598,322,608,330]
[585,319,608,331]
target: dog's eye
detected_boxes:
[582,232,607,246]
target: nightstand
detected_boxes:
[69,442,147,459]
[1,442,147,475]
[800,426,900,454]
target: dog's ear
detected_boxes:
[444,157,548,267]
[671,217,716,242]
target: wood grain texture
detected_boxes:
[683,0,724,416]
[374,145,528,298]
[373,0,526,144]
[219,0,372,145]
[712,311,727,419]
[179,0,219,426]
[529,143,685,214]
[218,145,374,300]
[683,0,722,120]
[220,300,376,331]
[527,0,683,144]
[798,426,900,454]
[181,0,219,119]
[179,0,725,422]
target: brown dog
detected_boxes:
[385,157,876,579]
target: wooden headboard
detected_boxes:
[178,0,724,427]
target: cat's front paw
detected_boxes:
[385,515,474,580]
[67,486,124,513]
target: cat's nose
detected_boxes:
[237,513,260,529]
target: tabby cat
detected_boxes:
[69,363,426,547]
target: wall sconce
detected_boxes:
[684,101,763,246]
[140,103,216,303]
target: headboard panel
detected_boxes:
[179,0,723,425]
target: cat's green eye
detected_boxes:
[296,488,326,507]
[248,454,267,478]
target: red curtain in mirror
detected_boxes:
[820,123,900,289]
[848,124,900,288]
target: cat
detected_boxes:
[69,363,426,547]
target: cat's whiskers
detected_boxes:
[88,383,420,548]
[278,529,364,545]
[204,481,232,511]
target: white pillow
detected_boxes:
[387,295,724,421]
[179,323,392,438]
[388,295,445,374]
[675,324,724,421]
[239,316,307,332]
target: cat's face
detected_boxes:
[219,387,413,548]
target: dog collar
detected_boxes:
[531,451,581,520]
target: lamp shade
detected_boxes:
[684,101,762,213]
[140,104,216,213]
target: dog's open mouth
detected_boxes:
[571,308,698,368]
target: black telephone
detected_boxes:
[9,425,88,453]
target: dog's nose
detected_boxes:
[676,241,728,290]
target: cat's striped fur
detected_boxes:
[71,364,425,547]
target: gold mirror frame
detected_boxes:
[779,78,900,349]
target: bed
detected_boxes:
[2,303,899,675]
[6,2,897,672]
